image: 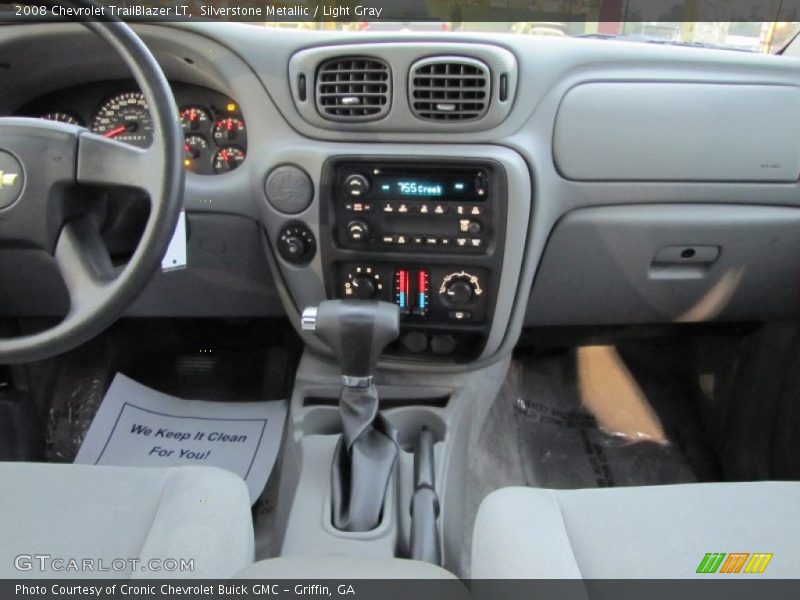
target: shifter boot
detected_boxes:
[331,384,398,532]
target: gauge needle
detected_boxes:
[103,125,128,138]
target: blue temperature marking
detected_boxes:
[418,292,426,309]
[399,293,407,309]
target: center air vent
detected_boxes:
[410,57,490,122]
[316,57,391,122]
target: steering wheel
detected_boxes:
[0,17,184,364]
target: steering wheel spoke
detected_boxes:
[76,131,160,197]
[54,218,115,316]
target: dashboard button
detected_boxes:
[346,220,369,241]
[449,310,472,321]
[343,174,370,198]
[433,204,447,215]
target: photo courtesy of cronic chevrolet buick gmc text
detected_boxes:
[0,0,798,591]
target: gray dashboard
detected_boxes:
[2,22,800,370]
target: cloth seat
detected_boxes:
[0,462,253,578]
[471,482,800,578]
[234,556,456,579]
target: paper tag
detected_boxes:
[161,211,187,272]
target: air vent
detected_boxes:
[410,57,490,122]
[316,57,391,122]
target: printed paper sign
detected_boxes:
[75,373,286,503]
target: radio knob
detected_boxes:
[444,280,473,305]
[346,220,370,242]
[343,174,370,198]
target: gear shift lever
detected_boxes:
[302,300,400,532]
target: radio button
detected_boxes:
[439,237,452,246]
[382,203,394,213]
[381,235,395,244]
[470,238,484,248]
[417,204,430,215]
[343,174,370,198]
[346,220,370,241]
[398,204,410,214]
[455,237,469,247]
[433,204,447,215]
[412,236,424,245]
[470,205,484,216]
[425,237,438,246]
[468,221,482,235]
[396,235,408,245]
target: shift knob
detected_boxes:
[302,300,400,386]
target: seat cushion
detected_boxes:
[0,462,253,578]
[234,556,456,579]
[472,482,800,579]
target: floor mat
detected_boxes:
[75,373,286,503]
[46,318,301,463]
[511,343,717,488]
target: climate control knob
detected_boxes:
[444,280,473,304]
[344,266,383,300]
[439,271,483,307]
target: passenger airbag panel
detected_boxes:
[554,83,800,182]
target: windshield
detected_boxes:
[263,20,800,54]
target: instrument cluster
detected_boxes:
[18,81,247,176]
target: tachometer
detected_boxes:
[41,112,82,126]
[213,147,245,174]
[91,92,153,148]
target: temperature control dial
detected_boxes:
[439,271,483,307]
[344,266,383,300]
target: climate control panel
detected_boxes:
[337,263,490,326]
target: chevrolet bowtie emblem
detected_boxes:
[0,171,19,189]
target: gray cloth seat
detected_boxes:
[0,462,254,579]
[472,482,800,579]
[235,556,456,579]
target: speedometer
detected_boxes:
[91,92,153,148]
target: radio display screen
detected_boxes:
[371,170,487,201]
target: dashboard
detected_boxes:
[15,80,247,175]
[3,22,800,371]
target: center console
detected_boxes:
[320,158,507,362]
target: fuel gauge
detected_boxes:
[183,135,210,173]
[213,146,245,174]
